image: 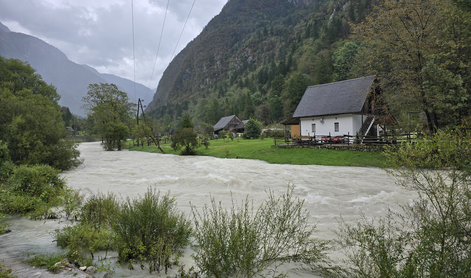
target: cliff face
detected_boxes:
[147,0,313,111]
[146,0,373,125]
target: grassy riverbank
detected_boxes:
[128,138,386,167]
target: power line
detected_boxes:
[147,0,170,91]
[131,0,137,101]
[170,0,197,61]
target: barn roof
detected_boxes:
[293,76,375,118]
[235,120,248,130]
[214,115,238,131]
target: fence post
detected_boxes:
[348,132,350,146]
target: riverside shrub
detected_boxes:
[0,163,67,218]
[191,186,331,278]
[336,128,471,277]
[113,188,191,273]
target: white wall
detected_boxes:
[299,114,363,139]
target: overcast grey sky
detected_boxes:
[0,0,227,89]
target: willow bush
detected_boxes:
[335,128,471,277]
[0,163,68,218]
[55,192,119,265]
[191,186,331,278]
[113,188,192,274]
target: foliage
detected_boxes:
[130,137,385,167]
[55,192,119,261]
[60,188,83,221]
[26,253,70,274]
[0,213,11,234]
[147,0,374,126]
[218,130,227,140]
[335,128,471,277]
[191,186,331,278]
[243,118,262,139]
[0,57,81,170]
[113,188,191,273]
[179,111,194,129]
[0,264,13,278]
[56,223,115,262]
[133,123,152,148]
[171,128,199,155]
[283,72,310,118]
[82,83,134,151]
[0,163,68,218]
[79,192,120,228]
[332,41,360,81]
[352,0,471,132]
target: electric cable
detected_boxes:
[131,0,137,101]
[147,0,170,91]
[170,0,197,61]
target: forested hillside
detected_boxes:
[146,0,376,127]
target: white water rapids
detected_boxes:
[0,142,415,277]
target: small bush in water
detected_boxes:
[113,187,192,274]
[55,192,119,263]
[191,186,331,278]
[0,163,67,218]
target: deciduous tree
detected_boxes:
[82,83,134,150]
[0,57,80,170]
[352,0,471,132]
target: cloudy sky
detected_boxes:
[0,0,227,89]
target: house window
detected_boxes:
[334,122,339,132]
[311,124,316,133]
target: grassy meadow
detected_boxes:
[127,138,386,167]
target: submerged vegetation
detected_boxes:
[335,127,471,277]
[191,187,332,277]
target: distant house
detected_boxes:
[213,115,242,134]
[284,76,396,139]
[66,126,75,136]
[234,120,248,133]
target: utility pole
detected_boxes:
[136,98,165,153]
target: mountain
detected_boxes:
[81,65,155,105]
[0,24,153,116]
[146,0,375,126]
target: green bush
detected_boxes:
[55,222,115,262]
[0,264,14,278]
[336,128,471,277]
[191,186,331,278]
[61,188,84,221]
[243,118,262,139]
[0,164,67,218]
[171,128,199,155]
[80,192,120,228]
[27,253,69,274]
[113,187,191,273]
[55,192,119,261]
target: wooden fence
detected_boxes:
[273,132,419,147]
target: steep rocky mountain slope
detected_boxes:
[146,0,374,125]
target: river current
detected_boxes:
[0,142,414,277]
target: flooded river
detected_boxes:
[0,142,414,277]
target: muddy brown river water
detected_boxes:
[0,142,415,277]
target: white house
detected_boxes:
[287,76,395,140]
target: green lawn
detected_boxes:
[127,138,386,167]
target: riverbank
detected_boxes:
[128,138,386,167]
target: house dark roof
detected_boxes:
[293,76,376,118]
[214,115,237,131]
[235,120,248,130]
